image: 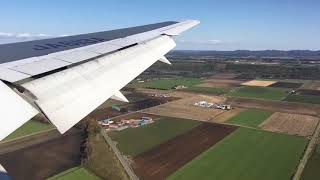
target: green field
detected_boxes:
[228,86,288,100]
[143,78,202,90]
[4,120,52,141]
[301,145,320,180]
[168,128,307,180]
[227,109,273,127]
[284,94,320,104]
[185,86,230,95]
[109,117,201,156]
[47,167,100,180]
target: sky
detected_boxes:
[0,0,319,50]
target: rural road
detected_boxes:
[293,121,320,180]
[101,130,139,180]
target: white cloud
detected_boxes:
[0,32,64,39]
[0,32,69,44]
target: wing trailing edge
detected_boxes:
[0,19,200,140]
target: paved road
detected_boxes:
[101,130,139,180]
[293,120,320,180]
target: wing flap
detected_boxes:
[22,36,176,133]
[0,81,38,140]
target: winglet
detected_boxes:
[159,56,171,65]
[111,91,129,103]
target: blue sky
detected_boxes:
[0,0,319,50]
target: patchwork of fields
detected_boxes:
[124,76,320,180]
[168,128,308,180]
[133,123,237,180]
[109,117,201,156]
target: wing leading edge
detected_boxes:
[0,20,200,140]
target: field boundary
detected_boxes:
[101,130,139,180]
[293,120,320,180]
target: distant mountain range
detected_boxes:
[169,50,320,60]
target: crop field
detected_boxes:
[4,120,53,141]
[133,123,237,180]
[168,128,308,180]
[241,80,276,87]
[226,108,273,127]
[269,82,303,89]
[225,97,320,116]
[197,79,244,88]
[301,80,320,90]
[212,107,246,123]
[297,89,320,96]
[109,117,201,156]
[142,78,202,90]
[259,112,319,137]
[142,95,226,121]
[184,86,230,95]
[284,94,320,104]
[0,129,83,180]
[227,86,288,100]
[301,145,320,180]
[48,167,100,180]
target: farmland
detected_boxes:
[259,112,319,137]
[168,128,308,180]
[196,78,244,88]
[212,107,246,123]
[241,80,276,87]
[227,86,288,100]
[142,95,226,121]
[226,108,273,127]
[301,145,320,180]
[143,78,202,90]
[269,82,303,89]
[184,86,230,95]
[225,97,320,116]
[48,167,100,180]
[301,80,320,90]
[109,117,201,156]
[133,123,237,180]
[0,129,83,180]
[4,120,53,141]
[284,94,320,104]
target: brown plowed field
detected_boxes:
[0,129,83,180]
[226,97,320,116]
[301,80,320,90]
[143,95,226,121]
[269,82,303,89]
[259,112,319,137]
[297,89,320,96]
[197,79,245,88]
[133,123,238,180]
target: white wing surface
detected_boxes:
[0,20,200,140]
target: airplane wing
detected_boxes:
[0,20,200,140]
